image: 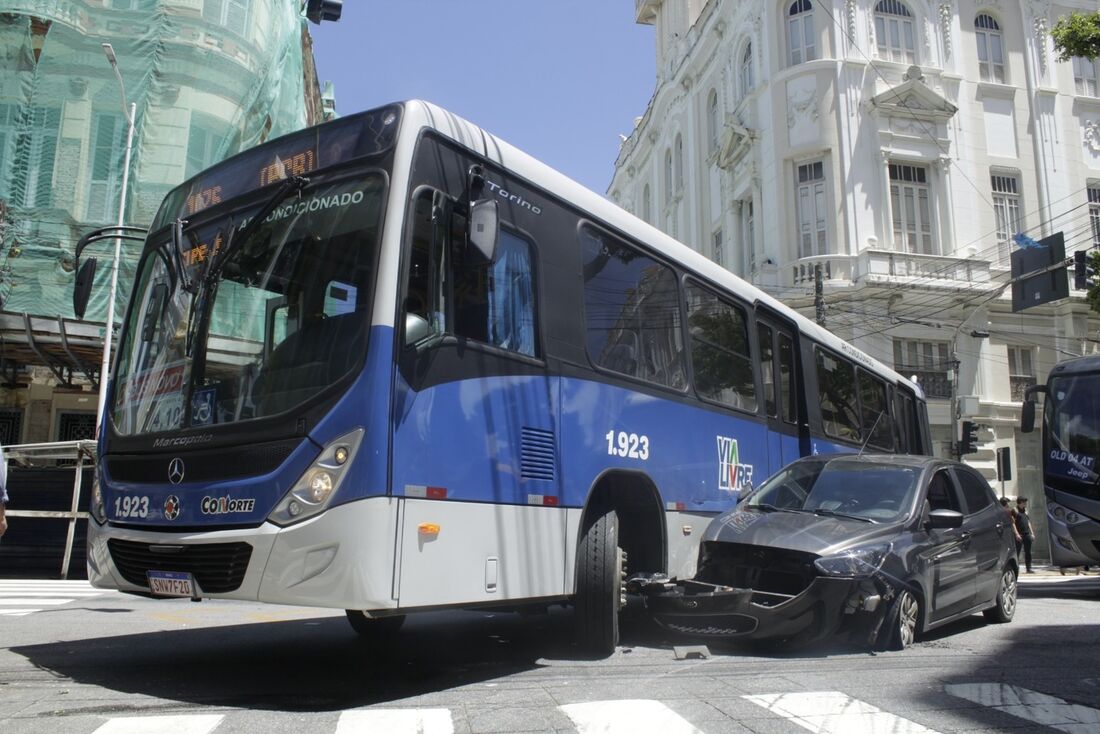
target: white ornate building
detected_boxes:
[610,0,1100,556]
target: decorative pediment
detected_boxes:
[717,115,755,170]
[869,66,958,124]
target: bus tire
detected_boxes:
[345,610,405,640]
[982,565,1017,623]
[575,509,623,657]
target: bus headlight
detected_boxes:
[268,428,364,527]
[90,474,107,525]
[1049,501,1089,526]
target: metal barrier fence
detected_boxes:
[4,440,97,579]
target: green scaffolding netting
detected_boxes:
[0,0,319,327]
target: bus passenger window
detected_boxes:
[858,369,893,450]
[581,227,686,389]
[452,230,537,357]
[815,348,860,442]
[779,333,798,424]
[758,323,776,417]
[685,282,756,411]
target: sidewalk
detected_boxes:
[1017,565,1100,582]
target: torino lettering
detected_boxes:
[484,180,542,215]
[200,496,257,515]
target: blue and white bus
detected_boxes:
[78,101,930,655]
[1022,355,1100,567]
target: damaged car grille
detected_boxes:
[696,542,819,597]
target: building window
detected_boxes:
[642,183,652,224]
[740,43,755,98]
[707,90,719,155]
[87,112,127,223]
[0,104,18,202]
[796,161,828,258]
[991,172,1022,265]
[1007,345,1036,402]
[1089,184,1100,248]
[712,229,724,267]
[203,0,249,36]
[889,163,934,254]
[664,149,673,204]
[186,114,227,179]
[975,14,1005,84]
[742,199,755,275]
[874,0,917,64]
[11,106,60,209]
[675,134,684,193]
[787,0,816,66]
[893,339,951,399]
[1074,56,1100,97]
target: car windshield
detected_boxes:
[111,173,384,436]
[745,459,921,523]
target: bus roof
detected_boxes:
[1049,354,1100,378]
[401,101,920,396]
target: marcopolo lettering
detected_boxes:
[201,495,256,515]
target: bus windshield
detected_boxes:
[111,172,385,436]
[1045,371,1100,492]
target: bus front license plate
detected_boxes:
[147,571,195,598]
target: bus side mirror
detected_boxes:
[1020,400,1035,433]
[1020,384,1045,433]
[73,258,98,319]
[467,198,499,262]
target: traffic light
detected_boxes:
[1075,250,1090,291]
[305,0,342,24]
[959,420,979,456]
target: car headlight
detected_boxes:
[1049,501,1089,526]
[814,544,891,578]
[268,428,363,527]
[89,473,107,525]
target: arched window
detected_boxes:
[741,43,755,98]
[642,183,652,223]
[874,0,916,64]
[788,0,815,66]
[975,14,1005,83]
[707,89,719,154]
[675,134,684,193]
[664,149,673,204]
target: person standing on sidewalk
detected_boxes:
[1015,497,1034,573]
[0,441,8,538]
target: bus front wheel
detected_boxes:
[345,610,405,640]
[575,509,625,656]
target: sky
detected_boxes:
[309,1,656,195]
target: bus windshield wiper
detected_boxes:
[203,174,309,288]
[750,503,801,514]
[812,508,875,523]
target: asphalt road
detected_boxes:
[2,573,1099,733]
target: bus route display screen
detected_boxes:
[151,105,400,230]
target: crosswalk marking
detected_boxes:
[92,714,224,734]
[560,699,704,734]
[336,709,454,734]
[0,579,111,617]
[946,683,1100,733]
[744,692,942,734]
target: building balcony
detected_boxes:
[1009,375,1037,402]
[855,249,993,284]
[900,368,951,400]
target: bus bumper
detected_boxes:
[86,496,400,611]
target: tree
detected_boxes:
[1087,250,1100,316]
[1051,11,1100,62]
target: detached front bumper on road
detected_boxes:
[629,574,893,647]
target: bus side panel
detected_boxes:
[558,376,768,515]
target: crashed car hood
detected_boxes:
[703,508,904,556]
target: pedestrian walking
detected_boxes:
[1000,497,1022,547]
[0,441,8,539]
[1015,496,1034,573]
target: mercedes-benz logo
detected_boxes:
[168,458,185,485]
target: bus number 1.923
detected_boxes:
[605,430,650,460]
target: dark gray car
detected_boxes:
[636,454,1018,650]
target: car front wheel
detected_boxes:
[983,566,1017,623]
[877,588,920,651]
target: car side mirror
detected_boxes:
[73,257,98,319]
[927,508,964,530]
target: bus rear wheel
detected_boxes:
[575,509,625,657]
[345,610,405,640]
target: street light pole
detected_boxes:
[96,42,136,424]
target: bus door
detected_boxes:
[755,311,806,472]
